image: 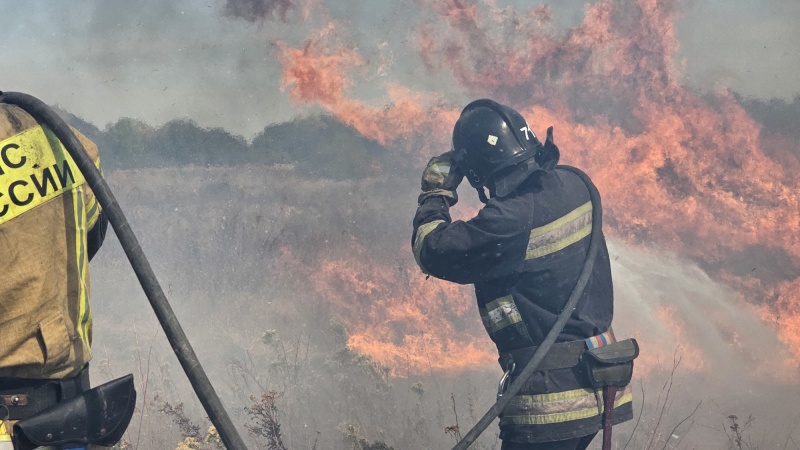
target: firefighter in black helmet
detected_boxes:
[412,99,632,449]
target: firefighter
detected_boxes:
[412,99,632,449]
[0,102,108,448]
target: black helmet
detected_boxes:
[452,99,550,198]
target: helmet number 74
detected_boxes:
[520,125,536,141]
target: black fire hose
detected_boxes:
[452,165,603,450]
[0,91,248,450]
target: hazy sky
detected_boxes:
[1,0,798,138]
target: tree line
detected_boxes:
[56,93,798,180]
[59,110,393,180]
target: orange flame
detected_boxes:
[274,0,800,374]
[277,24,458,150]
[279,242,496,374]
[767,279,800,370]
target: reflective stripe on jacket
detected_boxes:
[412,168,628,442]
[0,104,104,379]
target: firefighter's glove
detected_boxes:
[535,126,560,171]
[418,152,464,206]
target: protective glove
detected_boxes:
[534,126,560,171]
[418,151,464,205]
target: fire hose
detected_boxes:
[452,164,604,450]
[0,91,248,450]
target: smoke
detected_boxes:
[610,242,795,382]
[3,1,796,136]
[15,0,791,391]
[90,164,800,447]
[271,0,800,369]
[3,0,797,413]
[0,0,308,137]
[222,0,314,22]
[677,1,800,100]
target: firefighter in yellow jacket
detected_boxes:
[0,103,108,446]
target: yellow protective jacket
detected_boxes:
[0,104,104,380]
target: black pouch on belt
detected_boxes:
[582,338,639,388]
[0,366,90,421]
[582,338,638,450]
[12,374,136,450]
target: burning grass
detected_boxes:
[87,164,800,448]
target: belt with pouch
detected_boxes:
[496,329,622,397]
[0,367,90,421]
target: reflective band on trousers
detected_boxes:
[501,385,633,425]
[480,295,522,334]
[526,201,592,260]
[413,219,445,274]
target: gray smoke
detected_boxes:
[87,165,800,449]
[1,1,797,138]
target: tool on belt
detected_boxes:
[582,338,639,450]
[10,375,136,450]
[497,328,639,450]
[0,368,90,422]
[0,365,135,450]
[495,333,638,450]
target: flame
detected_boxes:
[276,23,458,150]
[271,0,800,374]
[768,279,800,370]
[279,242,496,374]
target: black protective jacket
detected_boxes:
[412,168,631,443]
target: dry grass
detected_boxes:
[88,166,799,449]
